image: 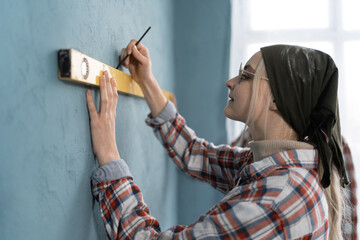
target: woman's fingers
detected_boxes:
[120,48,127,67]
[123,40,137,67]
[111,78,118,109]
[104,71,113,108]
[123,54,130,68]
[126,39,138,54]
[101,71,118,115]
[136,42,150,58]
[111,77,118,98]
[99,75,108,113]
[131,45,147,64]
[86,90,98,120]
[122,40,150,68]
[121,48,130,68]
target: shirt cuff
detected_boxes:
[91,159,133,185]
[146,100,177,126]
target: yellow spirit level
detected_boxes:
[58,49,175,103]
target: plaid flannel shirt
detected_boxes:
[92,101,328,239]
[231,131,357,239]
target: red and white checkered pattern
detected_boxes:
[92,112,329,239]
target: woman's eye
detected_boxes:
[239,74,250,81]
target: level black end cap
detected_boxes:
[58,49,71,78]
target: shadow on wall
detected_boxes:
[173,0,231,225]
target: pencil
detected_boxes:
[116,26,151,69]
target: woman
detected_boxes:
[87,41,349,239]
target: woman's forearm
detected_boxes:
[139,75,167,118]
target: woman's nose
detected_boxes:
[226,77,235,90]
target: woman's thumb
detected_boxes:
[131,45,146,64]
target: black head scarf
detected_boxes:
[260,44,349,188]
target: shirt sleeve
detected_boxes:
[91,159,133,185]
[146,101,252,194]
[91,178,285,240]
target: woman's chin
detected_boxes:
[224,108,245,122]
[224,107,235,120]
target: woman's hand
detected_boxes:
[120,40,154,87]
[120,41,167,118]
[86,71,120,167]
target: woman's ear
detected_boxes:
[269,99,278,111]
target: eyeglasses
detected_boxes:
[239,62,269,81]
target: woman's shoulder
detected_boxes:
[233,148,322,206]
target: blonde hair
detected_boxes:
[243,58,296,140]
[242,56,344,239]
[243,58,266,136]
[319,164,344,240]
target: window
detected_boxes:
[249,0,329,30]
[229,0,360,232]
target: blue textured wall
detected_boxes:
[0,0,231,238]
[173,0,231,225]
[0,0,177,239]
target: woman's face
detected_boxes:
[224,51,263,122]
